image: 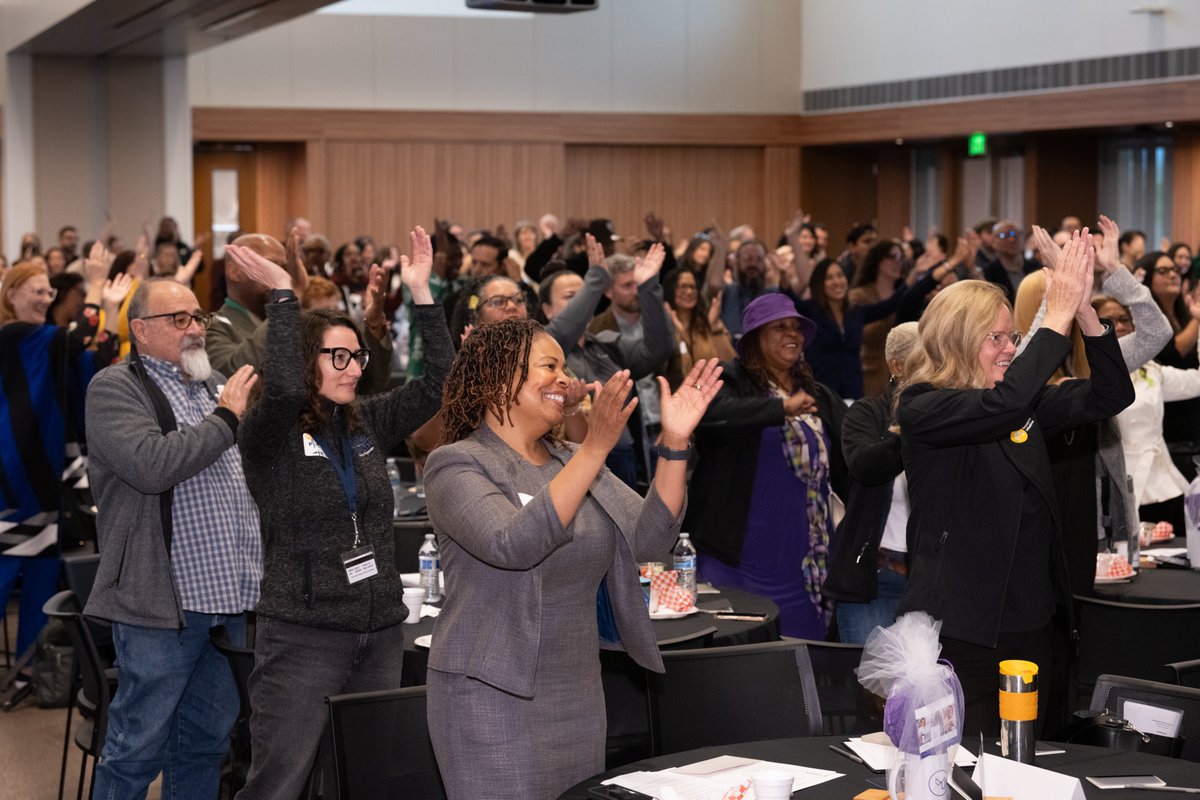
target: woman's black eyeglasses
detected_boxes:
[141,311,212,330]
[319,347,370,370]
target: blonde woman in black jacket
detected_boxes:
[896,232,1133,737]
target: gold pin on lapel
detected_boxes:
[1010,418,1034,444]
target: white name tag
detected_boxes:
[303,433,327,458]
[341,545,378,584]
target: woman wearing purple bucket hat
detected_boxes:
[684,293,847,639]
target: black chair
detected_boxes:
[1074,595,1200,701]
[43,590,112,800]
[1090,674,1200,762]
[1167,659,1200,690]
[209,626,254,796]
[647,639,822,756]
[326,686,445,799]
[794,639,882,736]
[61,554,100,606]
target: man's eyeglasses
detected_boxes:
[141,311,212,330]
[995,230,1020,240]
[983,330,1022,348]
[319,347,370,371]
[1154,267,1179,277]
[481,293,524,310]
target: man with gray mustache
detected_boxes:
[84,277,262,799]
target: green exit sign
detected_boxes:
[968,131,988,157]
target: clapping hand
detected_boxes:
[1043,229,1096,335]
[363,263,387,332]
[224,244,293,292]
[658,358,723,445]
[582,370,638,457]
[101,273,134,314]
[1096,215,1122,277]
[217,365,259,419]
[1030,225,1062,272]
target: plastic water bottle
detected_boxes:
[418,534,442,602]
[673,533,697,607]
[387,459,402,519]
[1186,458,1200,570]
[1126,476,1141,573]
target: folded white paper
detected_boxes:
[844,737,977,771]
[1122,699,1184,738]
[971,752,1085,800]
[605,758,842,800]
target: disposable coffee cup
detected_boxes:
[402,587,425,624]
[752,768,794,800]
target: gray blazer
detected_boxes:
[424,425,683,699]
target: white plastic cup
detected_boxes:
[402,587,425,624]
[752,769,794,800]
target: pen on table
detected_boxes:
[714,613,770,621]
[828,744,866,766]
[1129,787,1200,794]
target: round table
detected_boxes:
[399,587,779,687]
[559,735,1200,799]
[1092,565,1200,604]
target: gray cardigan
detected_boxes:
[424,425,683,698]
[84,363,240,628]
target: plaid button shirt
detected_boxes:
[143,356,262,614]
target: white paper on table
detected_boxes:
[845,738,977,771]
[991,741,1066,756]
[1146,547,1189,559]
[606,759,843,800]
[971,752,1085,800]
[674,759,843,795]
[696,582,721,595]
[420,604,440,619]
[1121,699,1185,738]
[604,770,726,800]
[672,756,759,776]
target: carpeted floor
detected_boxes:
[0,598,162,800]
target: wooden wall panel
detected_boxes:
[1026,132,1099,230]
[799,146,878,248]
[876,145,911,239]
[253,143,306,240]
[1174,128,1200,251]
[763,147,802,236]
[317,141,564,246]
[563,145,764,246]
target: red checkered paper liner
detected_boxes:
[1154,521,1174,541]
[649,570,693,612]
[1102,556,1134,578]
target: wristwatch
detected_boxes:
[267,288,297,304]
[653,441,693,461]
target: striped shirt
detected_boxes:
[143,356,261,613]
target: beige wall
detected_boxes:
[188,0,804,114]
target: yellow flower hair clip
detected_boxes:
[468,295,480,310]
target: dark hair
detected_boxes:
[1168,242,1193,268]
[846,223,877,245]
[46,272,84,324]
[679,235,715,273]
[1139,250,1190,331]
[440,318,543,446]
[536,269,578,323]
[471,235,508,259]
[107,250,137,281]
[1119,230,1146,252]
[973,218,998,235]
[739,324,815,398]
[448,275,526,349]
[663,268,713,339]
[297,309,365,436]
[58,225,77,238]
[808,258,846,317]
[853,240,904,288]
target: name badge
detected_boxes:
[303,433,327,458]
[341,545,378,584]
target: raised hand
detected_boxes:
[1096,215,1122,276]
[175,249,203,286]
[1043,229,1094,335]
[562,377,589,417]
[582,370,638,457]
[785,209,807,241]
[658,358,723,444]
[1185,283,1200,321]
[101,273,134,313]
[645,212,666,242]
[585,233,607,270]
[217,365,259,419]
[665,302,686,339]
[224,244,293,291]
[401,226,434,304]
[707,291,724,330]
[1030,225,1062,272]
[84,241,111,287]
[362,263,387,331]
[633,242,666,286]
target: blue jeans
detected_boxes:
[93,611,245,800]
[836,567,907,644]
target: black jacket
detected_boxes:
[824,391,904,603]
[685,358,847,567]
[896,326,1133,647]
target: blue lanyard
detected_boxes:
[312,430,361,547]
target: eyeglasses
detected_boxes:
[983,330,1022,348]
[481,293,524,310]
[1154,267,1179,276]
[28,287,58,301]
[141,311,211,330]
[319,347,370,371]
[995,230,1020,240]
[1109,314,1133,326]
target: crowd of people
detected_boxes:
[1,205,1197,798]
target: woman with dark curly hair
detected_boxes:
[423,318,721,800]
[685,293,847,639]
[223,228,451,800]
